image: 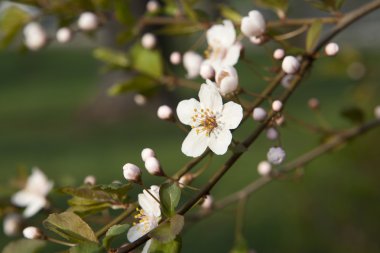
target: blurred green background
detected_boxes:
[1,1,380,252]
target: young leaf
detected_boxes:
[43,211,98,243]
[149,215,184,243]
[130,43,163,78]
[306,19,323,52]
[149,237,182,253]
[108,75,157,96]
[341,106,365,124]
[230,235,249,253]
[159,183,181,217]
[102,224,130,249]
[93,47,130,68]
[255,0,289,13]
[69,242,103,253]
[219,4,242,23]
[2,239,46,253]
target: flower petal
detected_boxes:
[222,43,242,67]
[138,192,161,217]
[127,223,146,242]
[219,101,243,129]
[181,128,209,157]
[207,20,236,49]
[11,191,35,207]
[208,129,232,155]
[176,98,200,126]
[199,81,223,112]
[142,239,153,253]
[23,197,46,218]
[26,168,53,196]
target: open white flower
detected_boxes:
[127,185,161,253]
[205,20,242,71]
[11,168,53,218]
[176,81,243,157]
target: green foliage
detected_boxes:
[0,6,31,49]
[340,106,365,124]
[158,24,203,35]
[93,47,130,68]
[219,4,242,23]
[43,211,98,243]
[2,239,46,253]
[149,237,182,253]
[255,0,288,13]
[108,75,157,95]
[307,0,346,12]
[69,242,103,253]
[306,19,323,52]
[114,0,134,25]
[102,224,130,249]
[230,235,249,253]
[130,43,163,78]
[159,183,181,217]
[149,215,184,243]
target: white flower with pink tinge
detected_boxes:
[127,185,161,253]
[176,81,243,157]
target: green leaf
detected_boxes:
[149,215,184,243]
[341,106,365,124]
[230,235,249,253]
[159,183,181,217]
[43,211,98,243]
[157,24,203,35]
[219,5,242,23]
[0,6,31,49]
[114,0,134,25]
[108,75,157,96]
[255,0,288,13]
[307,0,344,12]
[130,43,163,78]
[93,47,130,68]
[69,242,103,253]
[102,224,130,249]
[2,239,46,253]
[148,237,182,253]
[306,19,322,52]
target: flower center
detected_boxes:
[133,207,150,232]
[191,108,218,136]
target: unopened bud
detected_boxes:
[281,74,294,88]
[241,10,266,37]
[267,147,286,165]
[23,226,42,240]
[273,48,285,60]
[141,148,155,162]
[170,51,181,65]
[141,33,156,49]
[183,51,203,78]
[145,157,164,176]
[374,105,380,119]
[275,115,285,126]
[200,63,215,80]
[308,98,320,110]
[23,22,47,51]
[84,175,96,185]
[78,12,98,31]
[123,163,142,183]
[249,36,265,45]
[257,161,272,176]
[56,27,72,43]
[157,105,173,120]
[266,127,278,140]
[272,100,283,112]
[3,213,23,237]
[282,56,300,74]
[134,94,147,106]
[325,42,339,56]
[201,195,213,210]
[146,0,160,13]
[215,66,239,95]
[178,173,194,188]
[252,107,267,121]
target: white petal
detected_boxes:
[26,168,53,196]
[176,98,200,126]
[138,193,161,217]
[23,197,46,218]
[181,128,209,157]
[11,191,35,207]
[219,102,243,129]
[199,82,223,112]
[127,223,146,242]
[208,129,232,155]
[142,239,153,253]
[222,43,242,66]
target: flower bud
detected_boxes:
[78,12,98,31]
[178,173,194,188]
[266,127,278,140]
[241,10,266,37]
[325,42,339,56]
[374,105,380,119]
[84,175,96,185]
[123,163,142,183]
[141,148,155,162]
[134,94,147,106]
[273,48,285,60]
[201,195,213,210]
[145,157,164,176]
[23,226,43,240]
[200,62,215,80]
[3,213,23,237]
[252,107,267,121]
[281,74,294,88]
[157,105,173,120]
[170,51,181,65]
[23,22,47,51]
[282,56,300,74]
[267,147,286,165]
[56,27,72,43]
[215,66,239,95]
[272,100,283,112]
[257,161,272,176]
[249,36,265,45]
[146,0,160,13]
[141,33,156,50]
[308,98,320,110]
[275,115,285,126]
[183,51,203,78]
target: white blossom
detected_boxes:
[215,66,239,95]
[183,51,203,79]
[241,10,266,37]
[3,213,22,236]
[141,33,156,49]
[170,51,181,65]
[56,27,72,43]
[273,48,285,60]
[325,42,339,56]
[201,195,213,210]
[267,147,286,165]
[84,175,96,185]
[123,163,142,183]
[176,81,243,157]
[252,107,267,121]
[200,62,215,80]
[23,226,42,239]
[282,56,300,74]
[272,100,283,112]
[11,168,53,218]
[144,157,164,176]
[146,0,160,13]
[78,12,98,31]
[266,127,278,140]
[157,105,173,120]
[127,185,161,253]
[134,94,147,106]
[141,148,155,162]
[257,161,272,176]
[23,22,47,51]
[374,105,380,119]
[281,74,294,88]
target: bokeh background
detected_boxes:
[1,0,380,252]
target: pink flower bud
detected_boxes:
[273,48,285,60]
[141,148,155,162]
[183,51,203,78]
[201,195,213,210]
[23,226,42,239]
[3,213,23,236]
[56,27,72,43]
[325,42,339,56]
[241,10,266,37]
[123,163,142,183]
[178,173,194,188]
[134,94,147,106]
[275,115,285,126]
[23,22,47,51]
[84,175,96,185]
[374,105,380,119]
[145,157,164,176]
[157,105,173,120]
[308,98,320,110]
[267,147,286,165]
[146,0,160,13]
[252,107,267,121]
[170,51,181,65]
[272,100,283,112]
[215,66,239,95]
[78,12,98,31]
[257,161,272,176]
[141,33,156,49]
[282,56,300,74]
[281,74,294,88]
[266,127,278,140]
[200,63,215,80]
